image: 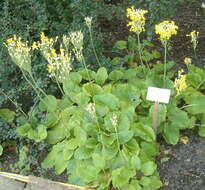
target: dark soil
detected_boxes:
[159,130,205,190]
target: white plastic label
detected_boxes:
[146,87,171,104]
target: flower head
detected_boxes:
[5,34,31,73]
[155,20,178,41]
[184,57,192,65]
[174,69,188,95]
[187,30,199,50]
[46,47,72,82]
[127,6,148,34]
[85,17,92,29]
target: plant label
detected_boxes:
[146,87,171,104]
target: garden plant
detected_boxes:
[0,2,205,190]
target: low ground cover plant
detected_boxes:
[0,5,205,190]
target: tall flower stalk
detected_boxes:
[187,30,199,61]
[155,20,178,87]
[127,6,148,68]
[85,17,101,67]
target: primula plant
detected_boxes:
[2,5,205,190]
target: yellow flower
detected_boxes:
[40,32,49,42]
[51,48,56,55]
[47,64,54,73]
[187,30,199,50]
[174,69,187,95]
[127,6,148,33]
[6,38,13,44]
[184,57,192,65]
[46,53,51,58]
[155,20,178,40]
[32,42,38,50]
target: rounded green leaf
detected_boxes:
[92,153,106,169]
[39,95,57,113]
[95,67,108,85]
[109,70,124,81]
[130,155,141,170]
[141,161,157,176]
[93,93,120,111]
[0,109,15,122]
[114,40,127,50]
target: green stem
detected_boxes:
[29,72,47,97]
[137,33,144,66]
[21,71,49,110]
[55,75,65,96]
[22,71,42,101]
[163,40,167,88]
[89,27,101,67]
[0,91,28,118]
[81,54,91,82]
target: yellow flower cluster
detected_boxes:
[174,69,188,95]
[155,20,178,41]
[184,57,192,65]
[187,30,199,50]
[38,32,57,56]
[45,47,72,82]
[127,6,148,34]
[5,35,31,73]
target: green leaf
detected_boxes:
[199,125,205,137]
[130,155,141,170]
[101,134,116,147]
[118,113,130,132]
[77,164,100,183]
[109,70,124,81]
[140,142,159,157]
[74,147,93,160]
[93,94,120,111]
[92,153,106,169]
[114,40,127,50]
[95,67,108,85]
[111,57,122,65]
[112,166,135,188]
[118,130,134,144]
[74,127,87,146]
[140,176,151,187]
[78,69,96,81]
[133,123,156,142]
[141,161,157,176]
[69,72,82,84]
[125,139,140,156]
[0,109,15,122]
[83,83,103,97]
[65,138,79,150]
[63,80,81,96]
[55,152,68,175]
[143,176,162,190]
[168,106,191,129]
[72,92,90,106]
[95,103,109,117]
[39,95,57,113]
[102,143,118,160]
[185,95,205,114]
[0,145,3,156]
[17,123,32,137]
[46,121,70,144]
[42,148,58,169]
[163,123,179,145]
[123,69,137,80]
[63,149,73,160]
[152,50,161,59]
[29,124,47,142]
